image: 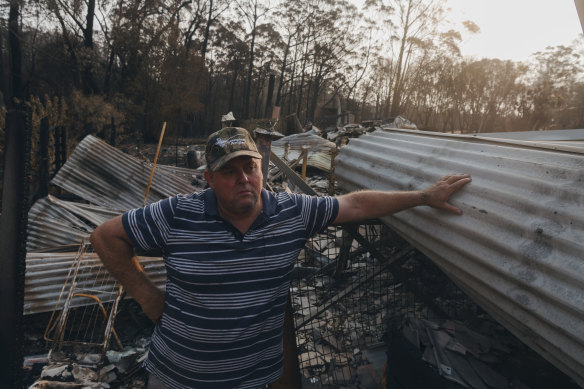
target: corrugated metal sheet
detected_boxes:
[51,135,197,210]
[24,251,165,315]
[334,128,584,387]
[27,196,122,251]
[25,135,203,314]
[27,197,94,251]
[272,133,336,172]
[45,195,123,226]
[478,129,584,148]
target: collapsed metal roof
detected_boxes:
[51,135,196,210]
[27,196,122,251]
[24,135,202,314]
[272,132,337,172]
[334,128,584,387]
[27,197,95,251]
[25,251,165,315]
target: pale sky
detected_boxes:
[446,0,583,61]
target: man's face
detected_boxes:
[205,156,263,218]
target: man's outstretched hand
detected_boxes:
[421,174,472,214]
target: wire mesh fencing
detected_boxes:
[290,221,480,388]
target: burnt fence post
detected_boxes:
[253,127,284,187]
[253,127,302,389]
[54,125,67,176]
[35,116,50,200]
[110,116,116,147]
[0,108,32,389]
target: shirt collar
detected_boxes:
[204,188,278,221]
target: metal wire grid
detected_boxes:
[291,222,399,387]
[44,240,124,365]
[290,221,475,388]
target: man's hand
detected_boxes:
[420,173,472,214]
[140,287,165,323]
[334,173,472,224]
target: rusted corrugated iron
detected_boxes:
[45,195,123,226]
[24,251,165,315]
[27,197,91,251]
[272,133,336,172]
[51,135,197,210]
[25,135,204,314]
[334,128,584,387]
[27,196,122,251]
[28,134,204,251]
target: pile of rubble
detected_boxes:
[290,248,572,389]
[29,343,148,389]
[21,116,579,389]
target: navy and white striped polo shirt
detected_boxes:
[122,188,338,389]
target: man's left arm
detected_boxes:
[333,173,471,224]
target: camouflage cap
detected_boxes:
[205,127,262,171]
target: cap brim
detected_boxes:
[209,150,263,171]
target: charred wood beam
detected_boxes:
[313,224,388,279]
[343,224,453,319]
[270,150,306,183]
[269,151,316,195]
[261,141,301,388]
[110,116,116,147]
[295,247,413,331]
[390,255,454,320]
[341,222,393,266]
[311,244,367,278]
[53,125,67,177]
[270,295,302,389]
[335,225,355,277]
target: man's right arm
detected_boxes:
[90,215,164,322]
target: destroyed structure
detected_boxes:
[20,122,584,389]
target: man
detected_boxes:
[90,127,471,389]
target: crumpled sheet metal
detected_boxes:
[27,196,122,251]
[24,251,165,315]
[334,128,584,387]
[27,197,92,251]
[25,135,200,314]
[272,133,337,172]
[51,135,197,210]
[45,195,123,226]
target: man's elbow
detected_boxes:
[89,227,100,246]
[90,216,125,251]
[89,224,106,253]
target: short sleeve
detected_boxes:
[121,196,177,252]
[287,193,339,238]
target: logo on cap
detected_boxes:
[205,127,262,171]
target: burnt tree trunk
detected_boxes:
[8,2,23,107]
